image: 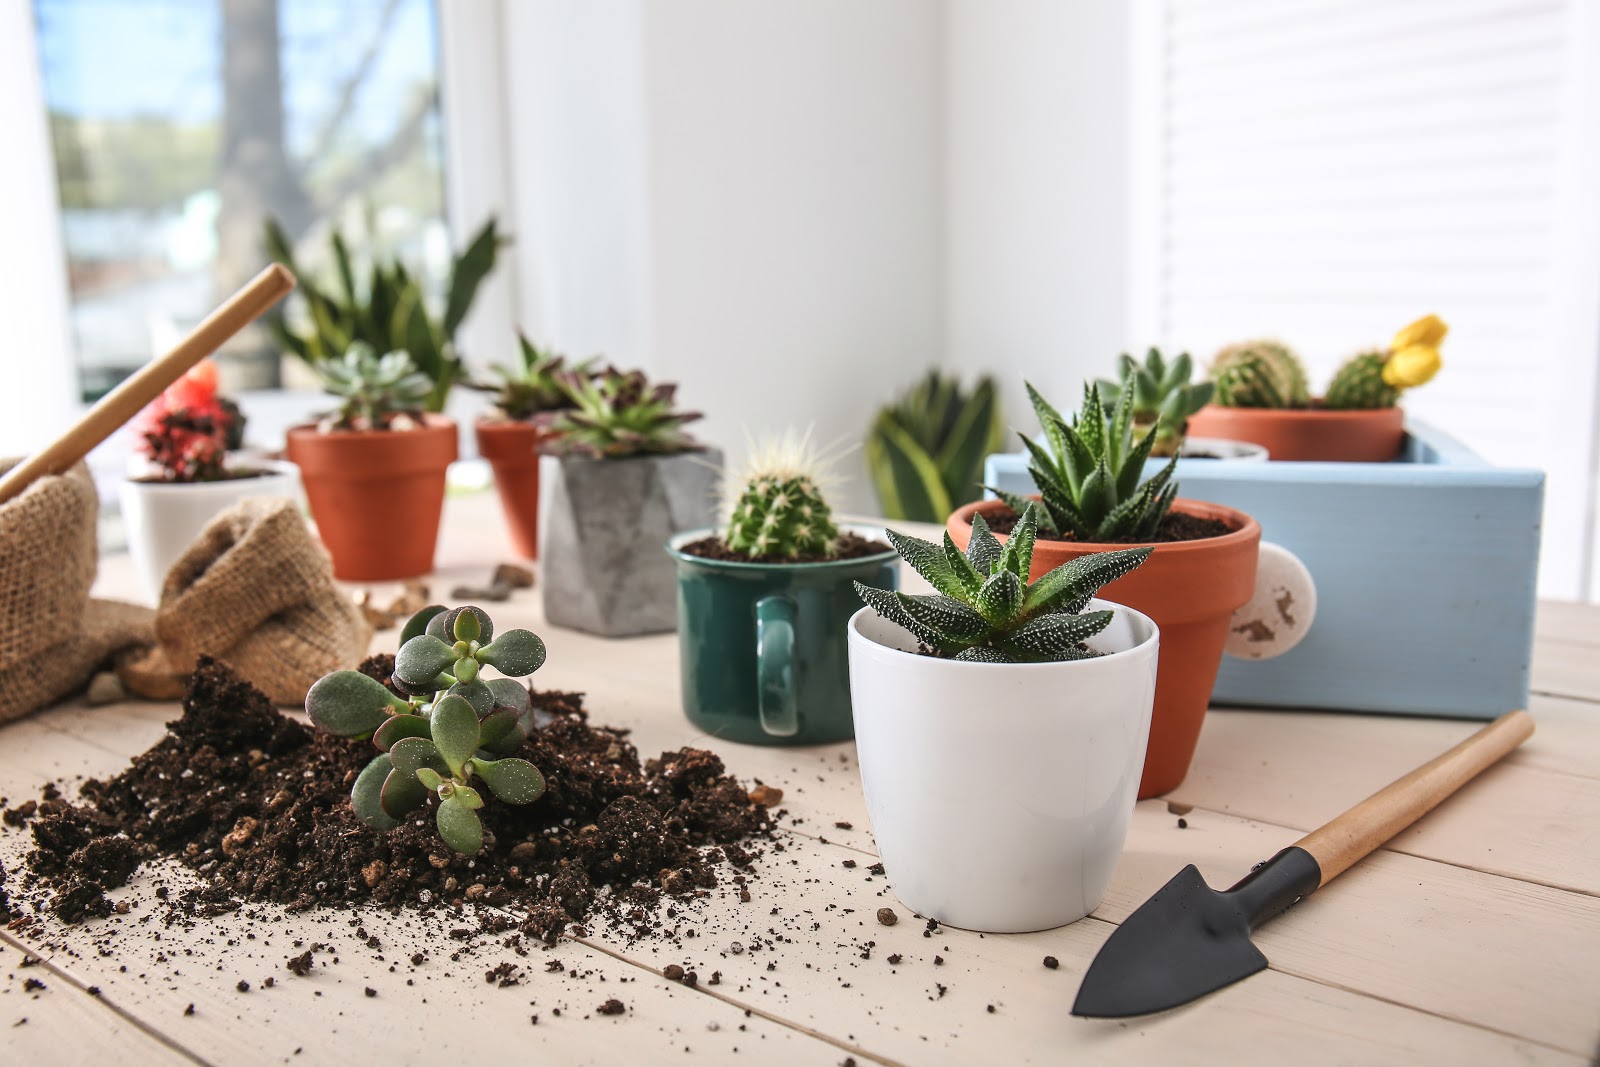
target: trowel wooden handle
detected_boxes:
[1294,709,1534,886]
[0,264,295,507]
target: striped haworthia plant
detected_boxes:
[855,503,1151,664]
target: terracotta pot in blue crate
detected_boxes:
[983,420,1544,719]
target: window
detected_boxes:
[35,0,448,399]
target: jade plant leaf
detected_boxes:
[351,754,400,831]
[399,605,447,646]
[478,629,547,676]
[389,735,448,779]
[454,784,485,810]
[453,608,481,643]
[453,656,479,683]
[306,671,405,738]
[436,795,483,854]
[445,678,494,717]
[395,634,457,687]
[415,766,444,791]
[429,606,493,645]
[380,766,431,819]
[431,694,481,776]
[476,706,523,755]
[471,757,546,805]
[372,713,430,752]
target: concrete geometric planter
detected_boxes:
[538,449,722,636]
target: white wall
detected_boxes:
[944,0,1135,439]
[502,0,947,510]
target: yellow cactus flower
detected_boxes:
[1383,344,1441,389]
[1391,313,1448,351]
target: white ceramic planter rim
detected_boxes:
[846,597,1159,668]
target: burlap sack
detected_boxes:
[120,497,372,705]
[0,460,155,723]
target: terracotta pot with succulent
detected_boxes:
[119,359,297,600]
[1097,347,1264,462]
[285,345,458,581]
[848,503,1157,932]
[667,431,898,745]
[304,604,549,854]
[866,370,1006,522]
[950,382,1315,798]
[470,336,590,560]
[539,367,721,637]
[1186,315,1448,462]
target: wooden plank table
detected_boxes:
[3,490,1597,1065]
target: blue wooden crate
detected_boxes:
[983,421,1545,719]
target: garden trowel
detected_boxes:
[1072,710,1534,1018]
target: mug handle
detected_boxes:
[1225,540,1318,660]
[756,594,800,737]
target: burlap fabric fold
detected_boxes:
[119,497,372,705]
[0,460,155,723]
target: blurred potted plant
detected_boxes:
[285,344,458,580]
[470,336,591,560]
[867,370,1005,521]
[539,367,719,636]
[1186,315,1447,462]
[667,431,897,744]
[848,503,1157,932]
[1095,347,1262,461]
[263,215,504,413]
[120,359,296,600]
[952,382,1281,797]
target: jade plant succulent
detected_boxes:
[723,430,841,560]
[548,367,702,458]
[475,335,592,422]
[315,342,433,431]
[856,502,1151,663]
[1208,340,1311,409]
[305,605,548,854]
[1096,348,1214,457]
[989,382,1178,543]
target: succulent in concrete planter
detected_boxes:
[285,344,459,580]
[305,605,547,855]
[120,359,296,600]
[1188,315,1448,461]
[847,504,1159,931]
[470,336,592,560]
[668,431,897,744]
[538,366,718,637]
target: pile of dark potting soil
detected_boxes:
[10,657,773,941]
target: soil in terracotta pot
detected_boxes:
[8,658,775,943]
[979,507,1232,544]
[679,530,892,564]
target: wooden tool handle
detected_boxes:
[0,263,296,507]
[1295,709,1534,886]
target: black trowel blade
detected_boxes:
[1072,848,1321,1019]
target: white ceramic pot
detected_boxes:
[846,599,1159,933]
[119,462,298,602]
[1179,436,1269,462]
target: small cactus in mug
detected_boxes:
[304,605,549,854]
[723,429,842,559]
[855,502,1151,663]
[1209,340,1311,409]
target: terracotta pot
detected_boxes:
[285,416,458,581]
[948,497,1260,798]
[475,418,547,559]
[1185,404,1405,462]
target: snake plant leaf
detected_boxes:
[884,529,964,599]
[373,713,431,753]
[435,795,484,855]
[380,765,431,819]
[930,376,1003,507]
[444,218,503,340]
[965,512,1004,573]
[400,605,448,646]
[305,671,406,738]
[1004,610,1115,659]
[865,413,952,523]
[415,766,444,791]
[475,706,524,755]
[894,593,993,643]
[974,569,1023,625]
[951,645,1017,664]
[1024,546,1153,615]
[388,735,448,780]
[471,757,547,805]
[395,635,457,688]
[997,503,1040,580]
[351,754,401,831]
[430,694,481,777]
[853,583,956,651]
[478,629,547,677]
[941,531,985,595]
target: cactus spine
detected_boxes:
[1209,341,1310,409]
[1323,350,1399,410]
